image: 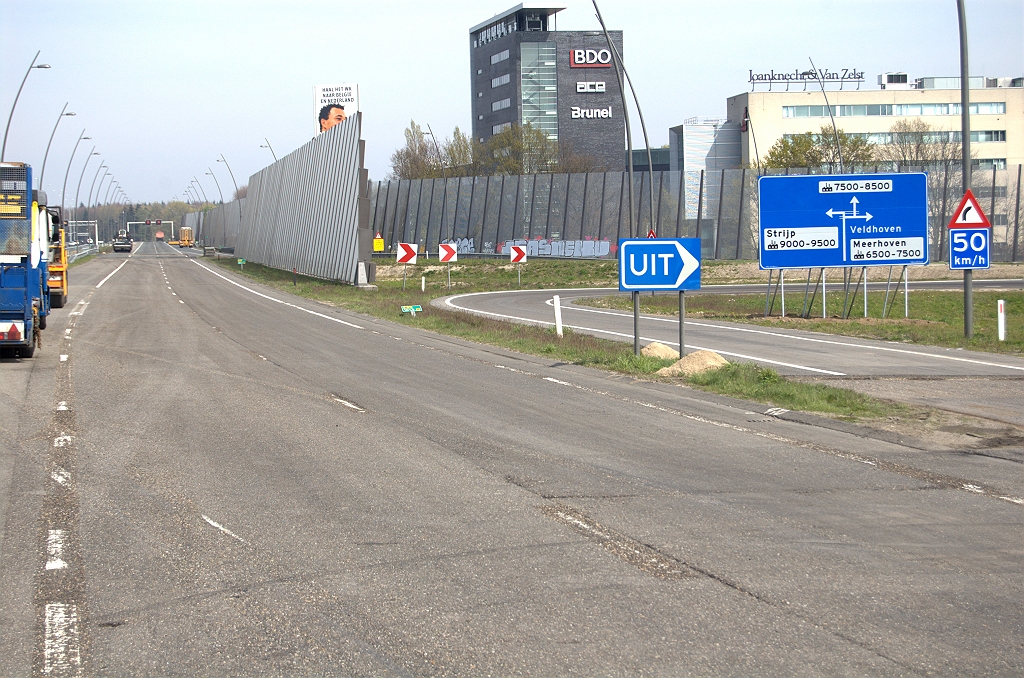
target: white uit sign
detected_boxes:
[314,83,360,134]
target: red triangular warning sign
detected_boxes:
[947,189,991,229]
[647,229,657,238]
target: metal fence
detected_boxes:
[369,164,1024,262]
[186,199,245,250]
[224,113,369,282]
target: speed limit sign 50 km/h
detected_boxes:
[949,228,990,270]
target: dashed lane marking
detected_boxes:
[201,515,246,543]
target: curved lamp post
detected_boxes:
[73,149,100,223]
[95,170,111,207]
[39,104,75,189]
[192,176,209,204]
[2,51,50,161]
[61,131,89,214]
[260,138,278,162]
[86,162,107,215]
[206,168,225,204]
[217,155,243,221]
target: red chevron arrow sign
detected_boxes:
[510,245,527,263]
[396,243,418,264]
[439,243,458,262]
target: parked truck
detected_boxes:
[179,226,194,248]
[1,162,51,358]
[47,212,68,308]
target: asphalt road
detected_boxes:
[1,241,1022,675]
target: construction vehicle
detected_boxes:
[1,162,51,358]
[179,226,194,248]
[112,228,132,253]
[47,211,68,308]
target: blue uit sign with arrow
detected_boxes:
[758,173,929,270]
[618,238,701,291]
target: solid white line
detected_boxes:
[191,261,363,329]
[446,294,843,375]
[43,602,81,675]
[96,259,130,288]
[201,515,245,542]
[547,296,1024,373]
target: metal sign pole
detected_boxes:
[678,291,685,357]
[957,0,973,338]
[633,291,640,356]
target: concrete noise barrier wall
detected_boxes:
[236,113,370,282]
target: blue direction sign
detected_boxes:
[949,228,991,270]
[618,238,701,291]
[758,173,929,270]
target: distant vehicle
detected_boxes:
[155,231,165,241]
[112,229,132,253]
[48,212,68,308]
[179,226,194,248]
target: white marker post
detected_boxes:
[421,275,425,292]
[998,299,1005,341]
[553,295,563,338]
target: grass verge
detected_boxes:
[205,257,909,420]
[578,289,1024,355]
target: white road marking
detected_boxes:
[179,300,184,304]
[446,293,843,376]
[192,261,363,329]
[96,259,130,288]
[64,329,71,337]
[201,515,246,542]
[51,469,70,486]
[45,530,68,570]
[549,296,1024,373]
[53,436,72,448]
[765,407,790,416]
[332,397,365,412]
[59,355,68,362]
[43,602,81,676]
[57,401,68,411]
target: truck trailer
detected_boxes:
[1,163,51,358]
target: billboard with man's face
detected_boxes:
[314,84,360,134]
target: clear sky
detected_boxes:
[2,0,1021,204]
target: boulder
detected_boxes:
[641,341,680,360]
[657,350,729,377]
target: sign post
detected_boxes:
[948,190,991,339]
[439,243,457,289]
[396,243,417,290]
[759,173,928,319]
[511,245,527,287]
[619,238,701,356]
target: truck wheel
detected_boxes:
[50,291,65,308]
[18,344,35,359]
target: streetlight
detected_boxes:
[95,170,111,207]
[260,138,278,162]
[105,180,118,205]
[87,162,107,214]
[206,168,225,204]
[1,51,50,161]
[424,124,450,241]
[217,154,243,221]
[73,149,100,223]
[192,176,209,204]
[39,104,75,189]
[61,131,89,214]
